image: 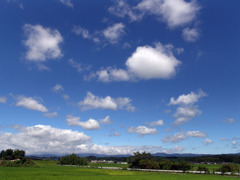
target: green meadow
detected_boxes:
[1,160,239,180]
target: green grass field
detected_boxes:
[0,161,239,180]
[88,162,129,168]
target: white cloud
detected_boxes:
[173,106,201,125]
[52,84,64,93]
[149,120,164,127]
[109,0,200,28]
[95,43,181,82]
[126,43,181,80]
[100,116,112,125]
[128,126,158,137]
[203,139,213,144]
[224,118,235,124]
[169,90,206,106]
[1,125,184,155]
[103,23,125,44]
[97,68,130,82]
[78,92,135,111]
[182,27,199,42]
[186,131,206,137]
[68,59,84,73]
[232,141,237,146]
[0,125,91,155]
[62,94,70,101]
[44,112,58,118]
[66,115,101,130]
[73,26,90,39]
[23,24,63,62]
[16,96,48,112]
[157,0,199,28]
[162,131,187,143]
[108,0,143,21]
[163,145,184,153]
[0,97,7,103]
[59,0,73,7]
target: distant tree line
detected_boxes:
[0,149,25,160]
[0,149,35,167]
[154,154,240,164]
[129,152,191,172]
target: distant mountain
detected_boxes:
[152,153,206,157]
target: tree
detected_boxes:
[129,151,152,168]
[59,153,88,166]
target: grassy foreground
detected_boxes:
[0,160,239,180]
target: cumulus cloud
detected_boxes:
[52,84,64,93]
[100,116,112,125]
[23,24,63,62]
[169,90,206,106]
[203,139,213,145]
[169,90,206,125]
[126,43,181,79]
[78,92,135,111]
[97,68,130,82]
[173,106,202,125]
[182,27,199,42]
[186,131,206,137]
[59,0,73,7]
[44,112,58,118]
[95,42,181,82]
[16,96,48,112]
[109,0,200,28]
[162,131,187,143]
[0,125,91,155]
[1,125,186,155]
[103,23,125,44]
[0,97,7,103]
[149,120,164,127]
[128,126,158,137]
[66,115,101,130]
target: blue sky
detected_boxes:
[0,0,239,155]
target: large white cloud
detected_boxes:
[109,0,200,28]
[0,125,91,155]
[128,126,158,137]
[66,115,100,130]
[78,92,135,111]
[95,43,181,82]
[16,96,48,112]
[103,23,125,44]
[23,24,63,62]
[169,90,206,106]
[0,124,166,155]
[126,43,181,79]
